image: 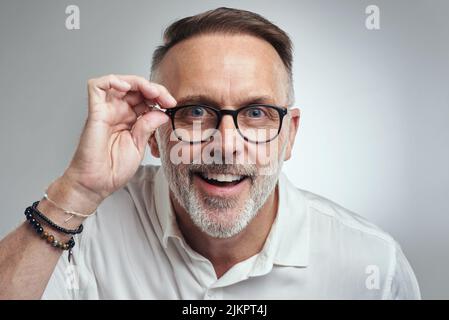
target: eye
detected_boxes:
[190,106,205,117]
[245,107,266,118]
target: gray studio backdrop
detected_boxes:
[1,0,448,299]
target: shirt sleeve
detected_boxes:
[386,242,421,300]
[41,254,76,300]
[41,229,99,300]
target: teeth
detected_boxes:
[201,172,243,182]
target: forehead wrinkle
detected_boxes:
[157,33,289,106]
[222,43,280,106]
[172,66,279,107]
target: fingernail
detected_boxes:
[168,96,177,106]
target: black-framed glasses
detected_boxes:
[165,104,288,144]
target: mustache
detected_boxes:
[188,164,258,178]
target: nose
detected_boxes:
[211,114,244,163]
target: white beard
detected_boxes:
[156,129,286,238]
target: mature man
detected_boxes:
[0,7,420,299]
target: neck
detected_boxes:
[170,186,278,279]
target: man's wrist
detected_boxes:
[57,173,104,212]
[38,175,103,228]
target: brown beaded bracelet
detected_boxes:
[24,207,75,262]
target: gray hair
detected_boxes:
[149,7,295,106]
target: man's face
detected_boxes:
[151,34,299,238]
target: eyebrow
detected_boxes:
[175,94,276,108]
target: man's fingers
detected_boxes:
[87,74,176,127]
[115,75,177,108]
[91,74,132,92]
[123,91,145,106]
[152,83,177,107]
[132,102,151,119]
[89,74,177,108]
[131,110,169,155]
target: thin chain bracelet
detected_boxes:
[28,201,83,235]
[43,189,97,222]
[24,208,75,262]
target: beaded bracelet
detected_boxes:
[24,207,75,262]
[28,201,83,235]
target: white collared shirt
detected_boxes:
[42,165,420,299]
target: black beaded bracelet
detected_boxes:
[27,201,83,235]
[24,208,75,262]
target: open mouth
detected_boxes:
[194,172,248,187]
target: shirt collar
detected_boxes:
[271,172,310,267]
[152,166,310,269]
[153,167,183,248]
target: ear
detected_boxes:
[284,108,300,161]
[149,131,161,158]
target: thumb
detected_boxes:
[131,110,169,155]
